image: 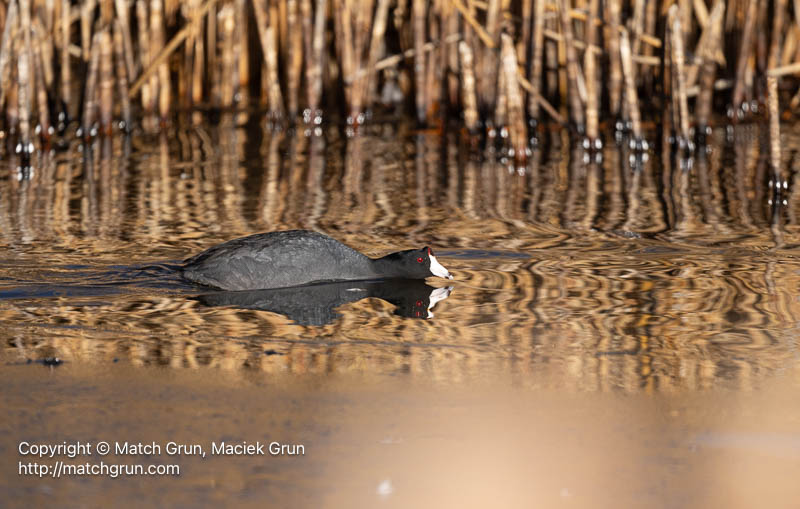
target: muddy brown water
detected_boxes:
[2,119,800,507]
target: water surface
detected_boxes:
[2,119,800,506]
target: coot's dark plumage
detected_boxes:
[181,230,453,291]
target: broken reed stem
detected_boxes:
[619,28,643,141]
[113,20,132,130]
[135,0,152,112]
[501,33,527,160]
[458,40,479,133]
[670,5,691,144]
[731,0,759,109]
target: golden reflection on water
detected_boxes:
[1,118,800,392]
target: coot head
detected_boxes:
[381,246,453,280]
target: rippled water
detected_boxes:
[2,118,800,506]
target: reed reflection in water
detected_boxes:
[1,117,800,391]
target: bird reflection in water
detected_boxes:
[193,279,454,326]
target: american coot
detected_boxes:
[195,279,454,325]
[182,230,453,291]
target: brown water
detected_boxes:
[2,118,800,507]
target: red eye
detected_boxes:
[416,257,424,263]
[416,300,423,307]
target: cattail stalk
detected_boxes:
[114,0,136,77]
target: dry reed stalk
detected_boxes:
[527,0,545,123]
[235,0,248,90]
[32,29,51,140]
[83,32,102,138]
[0,0,18,109]
[584,0,599,144]
[150,0,170,120]
[412,0,426,124]
[458,40,479,133]
[286,0,303,118]
[731,0,759,110]
[81,0,95,61]
[206,0,218,105]
[306,0,326,120]
[619,28,643,145]
[669,6,691,145]
[32,18,53,90]
[59,0,70,116]
[98,29,113,134]
[520,0,532,62]
[695,0,724,134]
[630,0,645,58]
[768,0,788,71]
[113,20,132,130]
[501,33,527,162]
[362,0,391,114]
[606,0,622,117]
[114,0,136,77]
[135,0,152,112]
[767,75,781,177]
[219,5,235,108]
[558,0,585,129]
[481,0,500,116]
[191,1,205,104]
[444,2,459,107]
[495,49,507,129]
[18,0,34,155]
[253,0,284,119]
[301,0,313,112]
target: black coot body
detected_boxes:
[181,230,453,291]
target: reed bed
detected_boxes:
[1,0,800,161]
